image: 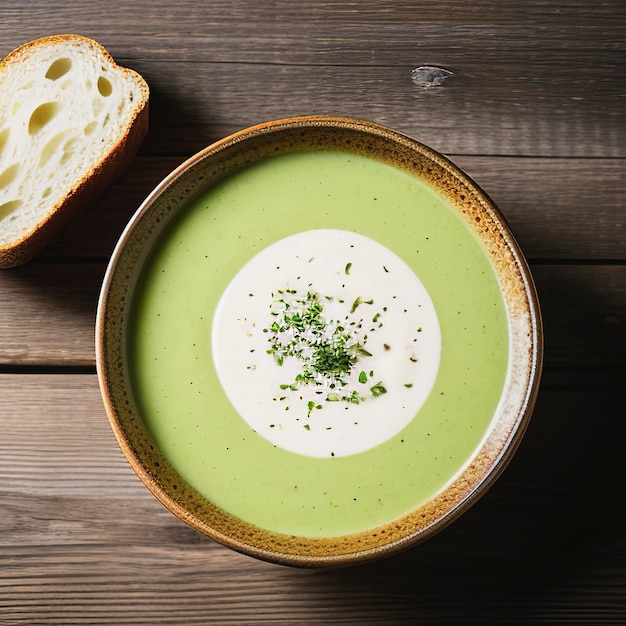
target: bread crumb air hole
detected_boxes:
[0,128,9,156]
[0,200,22,222]
[28,102,59,135]
[97,76,113,97]
[61,138,78,164]
[45,58,72,80]
[0,163,19,189]
[40,130,71,166]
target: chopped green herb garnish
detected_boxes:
[370,382,387,397]
[354,344,372,357]
[312,343,354,377]
[346,390,363,404]
[345,262,352,275]
[307,400,317,416]
[264,287,391,411]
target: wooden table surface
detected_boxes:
[1,1,625,623]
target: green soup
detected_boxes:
[129,150,509,538]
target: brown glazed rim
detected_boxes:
[96,115,543,568]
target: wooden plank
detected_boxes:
[41,156,626,262]
[135,60,626,158]
[2,1,625,60]
[1,373,625,623]
[0,263,103,367]
[1,263,624,369]
[0,2,624,157]
[535,264,626,369]
[451,156,626,261]
[0,375,134,499]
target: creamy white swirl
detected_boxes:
[212,229,441,458]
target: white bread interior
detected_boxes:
[0,34,149,268]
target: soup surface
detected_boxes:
[129,150,509,537]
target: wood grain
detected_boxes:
[1,1,625,158]
[137,59,626,158]
[0,263,103,367]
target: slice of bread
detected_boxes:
[0,34,149,268]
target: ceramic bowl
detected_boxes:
[96,116,542,567]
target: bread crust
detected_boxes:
[0,34,149,269]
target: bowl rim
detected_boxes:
[96,115,543,567]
